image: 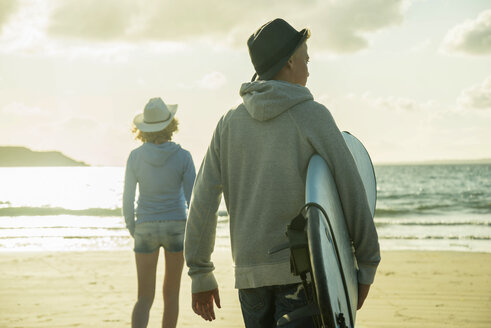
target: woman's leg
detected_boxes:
[162,250,184,328]
[132,250,160,328]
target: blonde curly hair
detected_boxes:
[132,118,179,144]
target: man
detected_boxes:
[185,18,380,327]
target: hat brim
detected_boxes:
[133,104,178,133]
[254,28,309,82]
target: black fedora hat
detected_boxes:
[248,18,310,81]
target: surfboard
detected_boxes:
[304,131,377,327]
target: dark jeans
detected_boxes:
[238,283,315,328]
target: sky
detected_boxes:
[0,0,490,166]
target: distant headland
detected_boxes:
[0,147,89,167]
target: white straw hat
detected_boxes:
[133,98,178,132]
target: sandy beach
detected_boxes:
[0,249,490,328]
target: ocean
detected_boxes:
[0,164,489,252]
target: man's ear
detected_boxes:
[285,57,294,69]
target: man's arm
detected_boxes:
[357,283,371,310]
[184,116,226,320]
[293,104,381,285]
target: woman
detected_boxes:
[123,97,196,328]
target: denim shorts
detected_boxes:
[133,220,186,253]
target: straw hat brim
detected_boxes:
[133,104,178,132]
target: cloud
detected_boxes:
[177,72,227,90]
[0,1,409,60]
[61,117,100,131]
[0,1,55,56]
[308,0,407,53]
[374,96,418,111]
[0,0,19,32]
[2,102,45,116]
[0,0,187,59]
[442,9,491,55]
[46,0,260,42]
[44,0,407,53]
[410,38,431,53]
[358,93,435,112]
[196,72,227,90]
[458,76,491,110]
[47,0,134,40]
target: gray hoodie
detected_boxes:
[185,80,380,293]
[123,142,196,232]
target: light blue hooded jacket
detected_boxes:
[123,142,196,233]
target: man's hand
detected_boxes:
[357,283,371,310]
[192,288,221,321]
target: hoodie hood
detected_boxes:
[141,141,181,166]
[239,80,314,122]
